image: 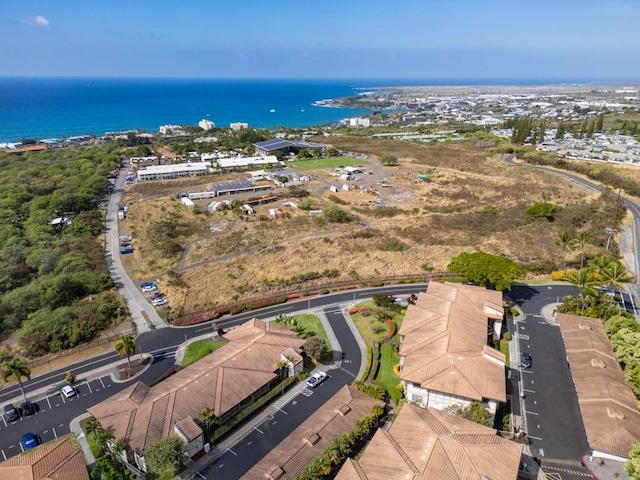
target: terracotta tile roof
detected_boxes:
[175,416,203,442]
[241,386,383,480]
[558,313,640,458]
[399,281,506,402]
[0,437,89,480]
[89,318,305,456]
[335,405,522,480]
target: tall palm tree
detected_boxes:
[300,464,321,480]
[602,262,634,297]
[115,334,136,369]
[571,230,593,270]
[1,357,31,403]
[198,406,218,440]
[96,430,115,455]
[371,404,385,419]
[555,230,574,269]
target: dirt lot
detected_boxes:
[119,138,609,318]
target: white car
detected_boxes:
[141,283,157,292]
[306,371,328,388]
[61,385,76,398]
[152,297,168,307]
[119,235,131,242]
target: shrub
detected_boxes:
[304,337,328,362]
[526,201,557,220]
[320,289,330,295]
[385,318,397,338]
[503,332,511,341]
[550,270,568,281]
[360,346,373,382]
[323,205,352,223]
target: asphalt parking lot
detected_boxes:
[511,285,592,479]
[0,374,121,460]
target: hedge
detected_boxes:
[173,310,220,327]
[348,307,370,315]
[368,341,381,382]
[360,345,373,382]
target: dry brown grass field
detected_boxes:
[120,137,616,318]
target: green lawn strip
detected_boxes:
[374,343,399,392]
[349,301,405,345]
[292,313,332,362]
[499,340,510,368]
[289,156,363,171]
[181,339,228,368]
[499,340,513,394]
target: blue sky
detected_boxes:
[1,0,639,79]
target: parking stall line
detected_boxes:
[523,389,536,393]
[254,427,263,434]
[1,450,5,461]
[87,382,93,394]
[527,435,543,440]
[227,448,237,456]
[100,378,106,389]
[525,411,539,415]
[60,394,66,404]
[53,427,58,438]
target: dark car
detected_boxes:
[21,401,36,417]
[4,403,19,422]
[521,352,532,369]
[120,247,134,254]
[22,432,39,450]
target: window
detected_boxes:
[411,394,423,403]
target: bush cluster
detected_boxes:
[173,310,220,327]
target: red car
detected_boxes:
[120,242,130,247]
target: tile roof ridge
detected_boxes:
[439,432,481,478]
[380,429,421,474]
[350,458,369,479]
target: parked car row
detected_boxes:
[120,234,134,254]
[140,282,169,308]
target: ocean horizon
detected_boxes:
[0,77,635,143]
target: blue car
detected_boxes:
[22,432,39,450]
[120,247,134,254]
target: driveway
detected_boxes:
[510,284,592,479]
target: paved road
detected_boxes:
[199,305,362,480]
[0,285,421,463]
[505,155,640,306]
[509,284,592,479]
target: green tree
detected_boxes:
[304,337,327,362]
[198,406,218,440]
[297,148,310,159]
[555,230,574,269]
[571,230,593,270]
[327,148,340,157]
[447,252,526,291]
[322,205,351,223]
[555,121,566,139]
[145,437,186,478]
[115,334,136,369]
[526,201,557,220]
[447,401,491,426]
[1,357,31,403]
[626,441,640,477]
[278,175,289,186]
[381,154,398,166]
[323,440,342,465]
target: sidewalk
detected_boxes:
[175,305,351,479]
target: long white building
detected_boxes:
[136,162,212,181]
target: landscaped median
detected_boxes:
[347,295,406,405]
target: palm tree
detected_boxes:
[1,357,31,403]
[198,406,218,440]
[323,441,342,466]
[115,334,136,369]
[602,262,634,298]
[371,404,385,419]
[96,430,115,454]
[84,419,104,437]
[312,455,332,476]
[555,230,574,269]
[300,464,321,480]
[571,230,593,270]
[337,433,354,456]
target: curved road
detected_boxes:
[505,154,640,302]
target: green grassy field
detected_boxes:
[289,156,363,171]
[350,301,404,345]
[181,339,228,367]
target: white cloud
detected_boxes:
[23,15,50,27]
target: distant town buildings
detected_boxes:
[198,119,215,130]
[136,162,212,181]
[230,122,249,131]
[159,124,184,135]
[348,116,371,127]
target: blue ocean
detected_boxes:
[0,78,390,142]
[0,77,610,143]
